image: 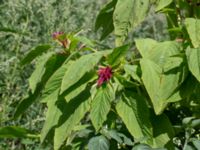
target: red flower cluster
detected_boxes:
[52,32,70,49]
[97,66,113,86]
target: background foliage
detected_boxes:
[0,0,199,150]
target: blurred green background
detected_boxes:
[0,0,168,149]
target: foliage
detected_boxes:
[1,0,200,150]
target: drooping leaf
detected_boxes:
[21,44,51,65]
[29,52,54,93]
[113,0,150,46]
[155,0,173,11]
[185,18,200,48]
[107,44,129,66]
[95,0,117,40]
[140,58,187,114]
[60,51,110,94]
[54,90,91,150]
[116,91,153,142]
[0,126,38,139]
[88,136,110,150]
[186,47,200,82]
[90,85,114,131]
[40,90,61,143]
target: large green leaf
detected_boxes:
[60,51,110,94]
[54,90,91,150]
[155,0,173,11]
[135,39,180,67]
[40,90,61,143]
[186,47,200,82]
[95,0,117,40]
[185,18,200,48]
[107,44,129,66]
[0,126,38,138]
[140,58,186,114]
[21,44,51,65]
[116,91,153,142]
[88,136,110,150]
[90,85,114,131]
[113,0,150,46]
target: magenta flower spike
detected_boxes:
[97,66,113,86]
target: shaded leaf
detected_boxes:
[54,90,91,150]
[95,0,117,40]
[21,44,51,65]
[0,126,38,139]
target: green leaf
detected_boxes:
[140,58,186,114]
[90,85,114,131]
[21,44,51,65]
[124,64,142,83]
[132,144,151,150]
[135,39,180,67]
[41,61,73,103]
[150,113,174,149]
[107,44,129,66]
[88,136,110,150]
[186,47,200,82]
[14,89,40,119]
[135,38,158,58]
[60,51,110,94]
[64,72,96,102]
[40,90,61,143]
[28,52,54,93]
[155,0,173,11]
[0,126,38,138]
[54,90,91,150]
[116,91,153,142]
[113,0,150,46]
[95,0,117,40]
[185,18,200,48]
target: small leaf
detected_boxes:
[0,126,37,139]
[88,136,110,150]
[186,47,200,82]
[90,85,114,131]
[21,44,51,65]
[124,64,142,83]
[107,44,129,66]
[185,18,200,48]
